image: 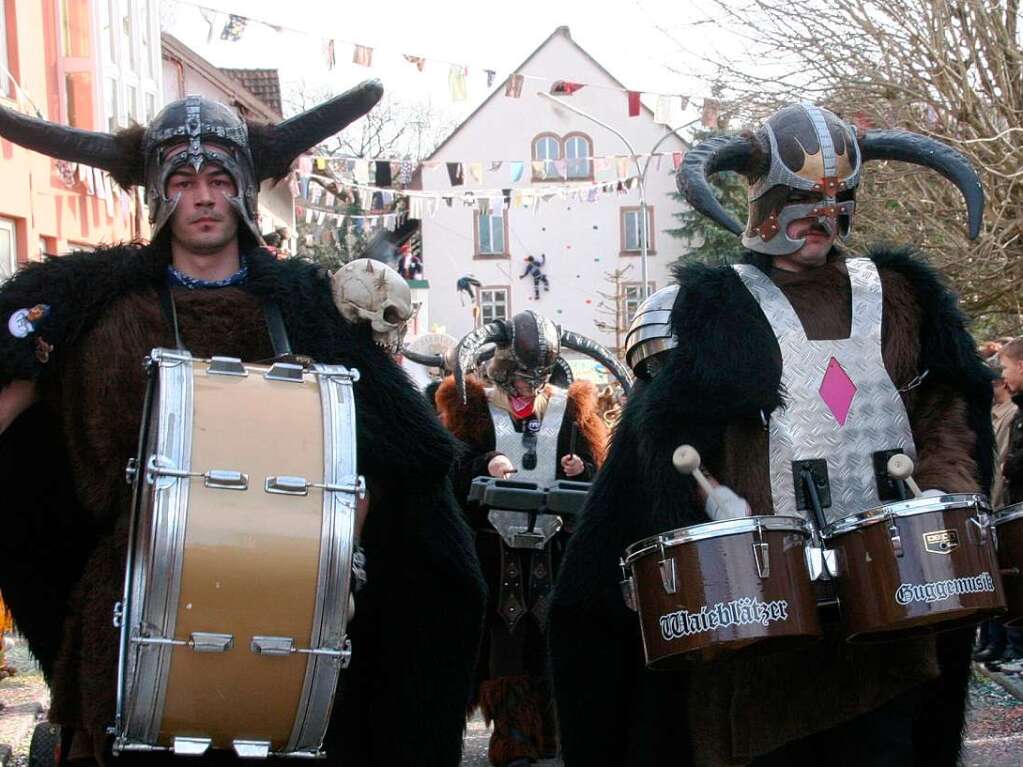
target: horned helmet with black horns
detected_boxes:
[0,80,384,244]
[677,103,984,255]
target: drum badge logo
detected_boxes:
[923,529,959,554]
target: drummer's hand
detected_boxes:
[704,484,752,521]
[920,488,946,498]
[488,454,517,479]
[561,453,585,477]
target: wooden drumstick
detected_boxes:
[887,453,923,498]
[672,445,716,497]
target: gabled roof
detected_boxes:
[421,25,682,163]
[221,69,283,116]
[161,33,282,121]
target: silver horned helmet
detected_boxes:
[0,80,384,242]
[677,103,984,256]
[450,310,634,403]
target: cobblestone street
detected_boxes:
[2,637,1022,767]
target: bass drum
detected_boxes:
[993,502,1023,625]
[114,349,363,759]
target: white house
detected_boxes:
[416,26,689,361]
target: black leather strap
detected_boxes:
[262,299,293,359]
[157,282,184,350]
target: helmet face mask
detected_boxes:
[741,105,862,256]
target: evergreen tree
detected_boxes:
[667,129,748,266]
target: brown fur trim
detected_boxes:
[436,375,493,449]
[566,380,608,468]
[110,125,146,190]
[479,675,542,765]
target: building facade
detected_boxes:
[417,26,688,356]
[0,0,160,279]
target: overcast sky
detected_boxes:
[161,0,746,130]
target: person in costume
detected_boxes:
[550,103,992,766]
[0,83,485,766]
[408,310,629,767]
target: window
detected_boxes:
[564,133,593,179]
[532,133,560,180]
[105,78,119,131]
[57,0,96,129]
[623,281,657,325]
[480,287,510,324]
[0,217,17,282]
[620,206,656,254]
[99,0,161,131]
[0,1,13,100]
[474,211,508,257]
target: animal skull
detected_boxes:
[331,258,414,352]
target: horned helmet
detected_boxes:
[677,103,984,255]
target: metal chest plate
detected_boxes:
[488,390,569,485]
[733,259,916,525]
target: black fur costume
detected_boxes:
[0,242,486,766]
[550,246,993,766]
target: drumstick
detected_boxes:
[887,453,923,498]
[672,445,716,498]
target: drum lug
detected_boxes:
[752,542,771,578]
[112,601,124,629]
[887,520,904,558]
[233,740,271,759]
[969,512,991,546]
[657,540,677,595]
[173,737,212,756]
[618,559,637,612]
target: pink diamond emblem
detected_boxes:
[819,357,856,426]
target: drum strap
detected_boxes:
[157,282,184,350]
[157,283,293,358]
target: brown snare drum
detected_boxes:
[993,503,1023,624]
[824,493,1005,642]
[621,516,820,669]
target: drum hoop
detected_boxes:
[993,503,1023,527]
[623,515,812,564]
[822,493,990,538]
[285,363,360,754]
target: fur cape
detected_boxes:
[0,243,486,766]
[550,246,993,766]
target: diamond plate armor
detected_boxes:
[488,390,568,485]
[733,258,916,525]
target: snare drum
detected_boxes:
[823,494,1005,641]
[993,503,1023,623]
[621,516,820,668]
[115,349,363,758]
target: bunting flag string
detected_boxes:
[171,0,724,117]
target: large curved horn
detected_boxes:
[858,130,984,239]
[454,322,509,403]
[402,348,445,368]
[0,103,141,183]
[559,329,634,394]
[676,135,759,236]
[251,80,384,181]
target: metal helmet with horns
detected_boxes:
[0,80,384,242]
[451,310,634,403]
[677,103,984,256]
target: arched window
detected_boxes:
[563,133,593,179]
[532,133,561,179]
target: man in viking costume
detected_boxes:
[0,82,485,766]
[550,104,992,766]
[408,310,627,766]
